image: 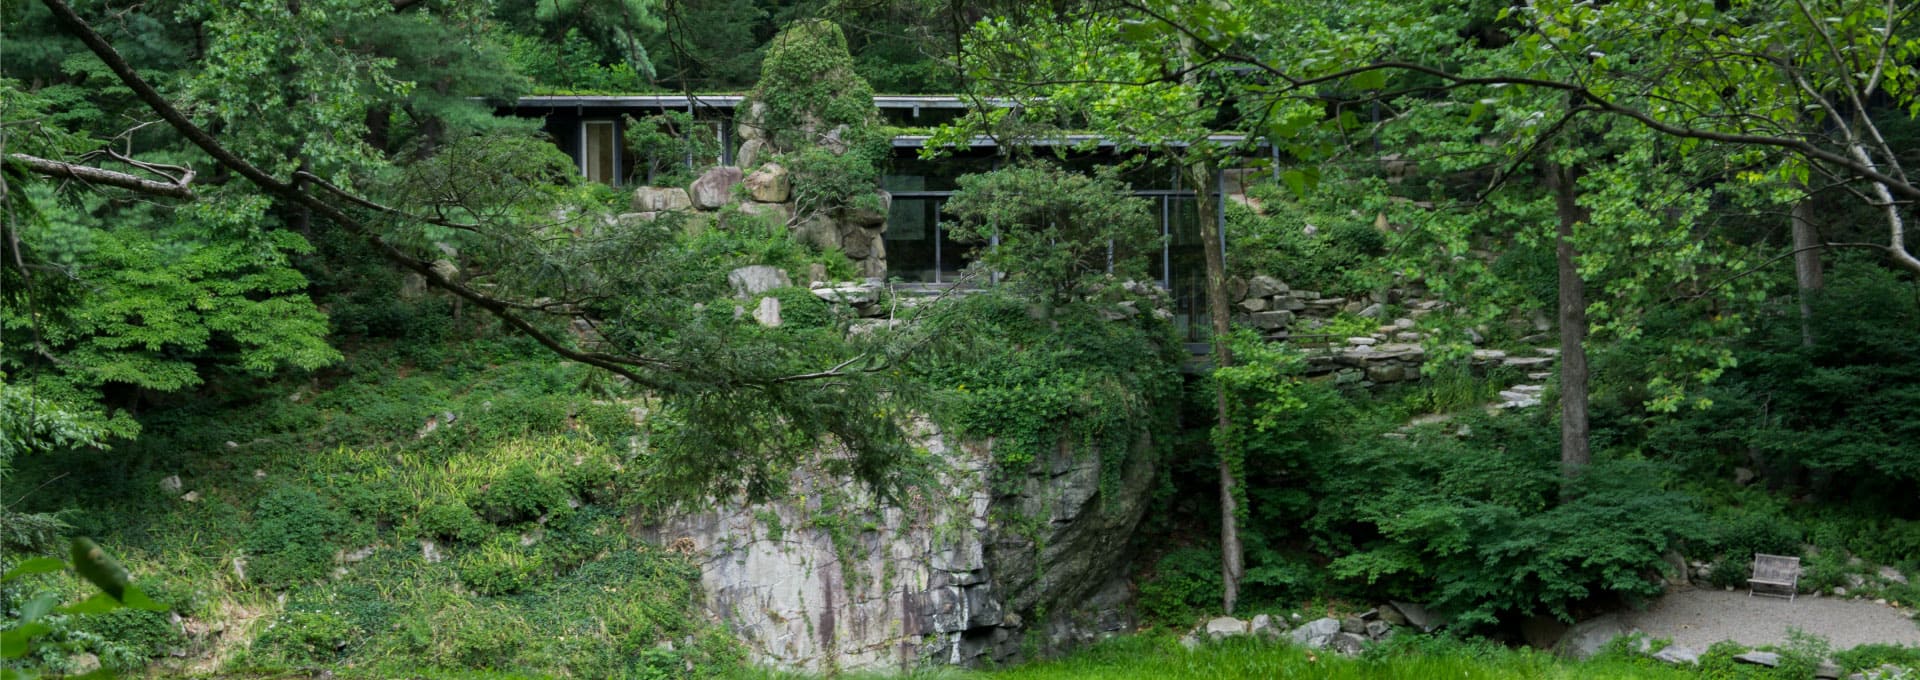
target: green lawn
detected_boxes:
[732,635,1699,680]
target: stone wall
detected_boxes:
[639,424,1151,674]
[623,161,891,280]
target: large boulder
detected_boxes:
[728,265,792,298]
[793,213,842,252]
[1554,614,1625,660]
[737,139,767,169]
[745,163,792,203]
[688,166,744,210]
[730,201,793,229]
[632,186,693,212]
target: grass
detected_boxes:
[728,635,1699,680]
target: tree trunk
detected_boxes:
[1548,162,1591,476]
[1790,193,1823,347]
[1192,161,1243,614]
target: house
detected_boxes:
[500,94,1257,337]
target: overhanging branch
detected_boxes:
[8,152,195,199]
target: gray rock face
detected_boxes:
[1556,614,1625,660]
[745,163,791,203]
[1291,617,1342,646]
[1246,275,1288,299]
[688,166,744,210]
[752,296,781,327]
[641,423,1155,673]
[1203,617,1248,639]
[728,265,792,298]
[1387,601,1439,632]
[632,186,693,212]
[1652,645,1699,665]
[1251,614,1285,640]
[1733,651,1781,667]
[733,200,793,227]
[1328,632,1368,655]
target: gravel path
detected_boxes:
[1620,588,1920,651]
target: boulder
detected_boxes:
[1555,614,1625,660]
[1290,617,1342,646]
[1203,616,1248,640]
[1364,620,1393,641]
[1238,297,1269,312]
[745,163,791,203]
[728,265,792,298]
[1733,651,1781,667]
[1246,275,1287,299]
[813,286,877,305]
[1652,645,1699,666]
[1376,604,1409,626]
[1250,614,1285,640]
[632,186,693,212]
[1340,616,1367,634]
[736,138,767,169]
[793,213,842,252]
[1357,302,1386,319]
[159,475,184,495]
[840,190,892,226]
[1249,311,1293,330]
[752,296,781,327]
[1366,364,1408,383]
[733,200,793,227]
[1815,660,1841,679]
[1879,566,1909,585]
[1226,277,1249,302]
[1327,632,1368,655]
[688,166,744,210]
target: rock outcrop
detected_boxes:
[640,424,1154,673]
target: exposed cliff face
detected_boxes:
[639,424,1154,673]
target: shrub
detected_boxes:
[456,534,549,595]
[472,461,568,525]
[761,287,833,331]
[244,485,347,588]
[253,607,357,665]
[1137,547,1223,625]
[415,498,490,543]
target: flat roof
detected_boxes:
[891,134,1253,148]
[514,94,1014,110]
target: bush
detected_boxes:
[761,287,833,331]
[415,498,490,543]
[472,461,568,525]
[456,534,550,595]
[245,485,347,588]
[1137,547,1223,625]
[253,607,357,665]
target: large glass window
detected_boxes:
[583,120,618,186]
[886,197,939,282]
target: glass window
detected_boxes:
[584,120,617,186]
[884,197,938,282]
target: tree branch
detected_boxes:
[7,153,195,199]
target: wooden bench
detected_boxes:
[1749,553,1801,601]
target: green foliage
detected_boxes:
[1835,643,1920,673]
[762,287,834,331]
[1136,548,1222,625]
[917,292,1183,479]
[1229,184,1390,296]
[416,498,490,544]
[624,110,719,186]
[785,136,889,220]
[942,162,1160,305]
[244,486,348,588]
[254,606,358,664]
[456,534,551,596]
[473,461,570,525]
[746,20,877,153]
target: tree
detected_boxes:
[12,0,929,502]
[941,162,1158,307]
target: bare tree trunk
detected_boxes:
[1791,193,1823,347]
[1191,161,1242,614]
[1548,162,1591,476]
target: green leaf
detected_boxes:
[0,557,65,582]
[62,592,126,615]
[1352,68,1388,91]
[70,537,130,601]
[18,592,59,623]
[1,622,52,659]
